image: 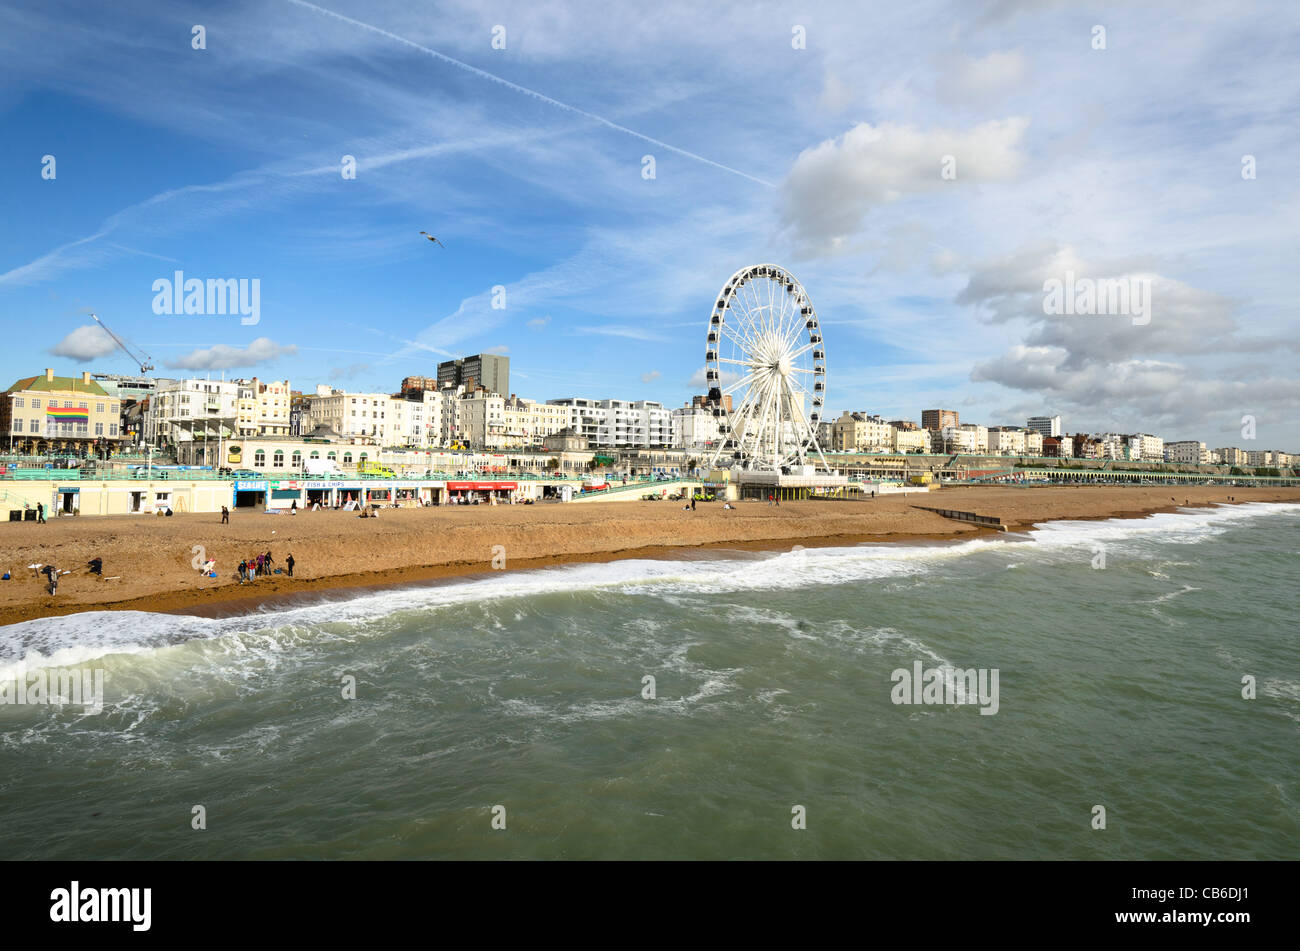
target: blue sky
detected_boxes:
[2,0,1297,448]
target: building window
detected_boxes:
[310,450,319,460]
[273,451,284,467]
[254,450,266,467]
[343,452,352,464]
[13,397,23,408]
[95,422,104,435]
[327,451,337,461]
[291,451,301,468]
[31,399,40,408]
[13,419,21,432]
[110,424,117,436]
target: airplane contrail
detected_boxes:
[283,0,774,187]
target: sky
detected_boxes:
[1,0,1297,449]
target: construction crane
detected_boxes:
[89,313,154,374]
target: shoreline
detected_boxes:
[2,486,1296,627]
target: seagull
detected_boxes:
[419,231,446,248]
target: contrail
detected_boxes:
[283,0,774,187]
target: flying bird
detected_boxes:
[419,231,446,248]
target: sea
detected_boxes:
[1,502,1296,860]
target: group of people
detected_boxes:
[237,550,294,583]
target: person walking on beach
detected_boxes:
[221,505,229,524]
[255,553,265,577]
[42,563,58,596]
[767,493,773,506]
[691,497,696,511]
[37,502,45,523]
[264,550,274,574]
[237,559,247,584]
[286,553,295,578]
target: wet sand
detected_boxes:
[1,485,1295,626]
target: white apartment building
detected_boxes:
[1246,449,1276,467]
[940,423,988,454]
[305,387,397,444]
[1216,447,1246,466]
[1024,430,1043,455]
[987,426,1026,455]
[146,378,250,449]
[546,398,672,449]
[1128,433,1164,462]
[1026,415,1062,438]
[672,403,725,450]
[1165,440,1209,465]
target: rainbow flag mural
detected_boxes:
[46,407,88,424]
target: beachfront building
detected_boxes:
[1246,449,1277,467]
[1165,440,1210,465]
[892,425,931,453]
[502,395,570,450]
[1026,415,1062,438]
[546,398,673,449]
[248,378,292,437]
[144,378,248,459]
[987,426,1026,455]
[1129,433,1165,462]
[1024,430,1044,455]
[938,423,988,454]
[830,412,893,452]
[1,369,123,455]
[458,388,507,449]
[303,387,399,444]
[671,402,724,450]
[1217,447,1246,466]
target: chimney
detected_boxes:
[45,368,54,381]
[82,371,91,384]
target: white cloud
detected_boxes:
[527,315,551,330]
[167,338,297,370]
[50,324,117,360]
[780,118,1029,254]
[641,370,661,383]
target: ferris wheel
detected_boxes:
[704,264,829,471]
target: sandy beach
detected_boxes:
[1,484,1296,626]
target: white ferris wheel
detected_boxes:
[704,264,830,472]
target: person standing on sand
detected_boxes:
[264,550,274,574]
[286,553,295,578]
[37,502,45,524]
[255,552,265,577]
[221,505,229,524]
[237,559,246,584]
[691,497,696,511]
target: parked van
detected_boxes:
[358,461,397,478]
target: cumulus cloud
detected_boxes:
[50,324,118,361]
[641,370,661,383]
[963,244,1300,438]
[166,337,296,370]
[780,118,1029,254]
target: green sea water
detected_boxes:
[1,502,1296,859]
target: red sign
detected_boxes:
[447,482,517,491]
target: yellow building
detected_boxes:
[2,369,122,455]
